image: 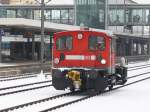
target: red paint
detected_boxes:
[53,31,115,69]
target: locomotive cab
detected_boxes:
[52,30,127,92]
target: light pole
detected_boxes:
[105,0,108,30]
[123,0,126,32]
[0,30,2,63]
[35,0,52,73]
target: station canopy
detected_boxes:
[0,18,113,35]
[0,18,147,38]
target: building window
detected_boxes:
[109,9,124,25]
[17,9,32,19]
[0,9,7,18]
[34,10,41,20]
[61,9,69,24]
[52,10,60,23]
[132,9,143,23]
[61,10,69,20]
[45,10,52,21]
[99,9,104,23]
[7,9,16,18]
[68,9,74,24]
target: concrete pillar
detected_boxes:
[105,0,108,30]
[148,43,150,56]
[23,43,26,58]
[137,43,142,55]
[50,34,53,61]
[32,35,35,60]
[130,40,134,56]
[0,34,2,63]
[122,39,126,56]
[141,43,145,55]
[136,43,139,55]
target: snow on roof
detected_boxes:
[47,0,74,5]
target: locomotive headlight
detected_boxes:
[54,58,59,64]
[101,59,106,64]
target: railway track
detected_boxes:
[0,64,148,97]
[0,91,78,112]
[0,62,148,81]
[0,74,37,82]
[0,72,38,79]
[0,69,148,97]
[0,81,52,97]
[40,76,150,112]
[128,63,150,69]
[128,64,150,71]
[1,64,148,82]
[0,72,51,79]
[0,72,51,82]
[127,71,150,79]
[1,71,150,112]
[0,80,52,91]
[1,63,145,82]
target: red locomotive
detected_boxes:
[52,29,127,92]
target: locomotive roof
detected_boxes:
[55,28,115,38]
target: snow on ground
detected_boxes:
[0,86,67,110]
[57,79,150,112]
[128,66,150,78]
[0,81,51,95]
[127,59,150,68]
[0,61,150,111]
[0,73,51,88]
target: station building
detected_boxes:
[0,0,150,62]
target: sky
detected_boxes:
[134,0,150,3]
[47,0,73,5]
[46,0,150,4]
[47,0,150,5]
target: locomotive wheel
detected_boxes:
[69,80,75,92]
[108,85,113,90]
[70,86,75,92]
[94,76,108,92]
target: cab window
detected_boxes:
[56,35,73,50]
[89,35,105,50]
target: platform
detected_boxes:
[0,61,51,76]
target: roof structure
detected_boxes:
[47,0,137,5]
[0,18,113,35]
[47,0,74,5]
[0,18,147,39]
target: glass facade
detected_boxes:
[0,5,150,32]
[109,8,150,26]
[6,10,16,18]
[75,0,106,29]
[109,9,124,25]
[0,7,74,25]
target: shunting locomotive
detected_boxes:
[52,28,127,92]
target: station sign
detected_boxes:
[23,31,33,38]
